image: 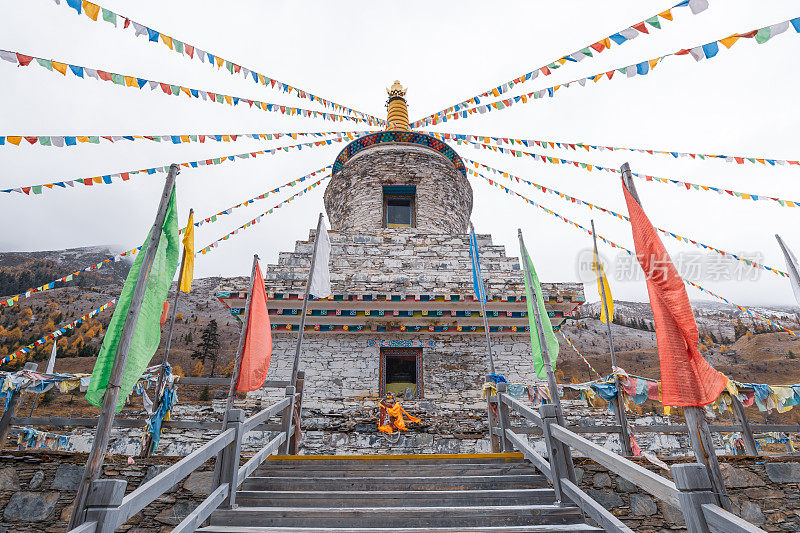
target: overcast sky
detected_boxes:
[1,0,798,308]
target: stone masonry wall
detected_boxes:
[258,230,584,299]
[1,451,799,532]
[324,144,473,234]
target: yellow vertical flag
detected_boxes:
[592,247,613,323]
[179,211,194,293]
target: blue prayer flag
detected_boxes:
[469,226,486,304]
[147,28,159,42]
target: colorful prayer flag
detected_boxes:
[309,220,332,299]
[519,238,559,379]
[622,180,726,406]
[469,225,486,304]
[179,210,194,293]
[236,263,272,392]
[776,234,800,305]
[86,189,180,412]
[592,246,614,324]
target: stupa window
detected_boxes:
[382,185,416,228]
[380,347,423,398]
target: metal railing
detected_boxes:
[66,372,305,533]
[488,381,768,533]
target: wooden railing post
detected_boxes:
[495,383,512,452]
[730,395,758,456]
[84,479,127,533]
[0,362,37,448]
[485,376,501,453]
[540,403,568,502]
[671,463,715,533]
[219,408,244,509]
[288,371,305,454]
[683,406,731,511]
[280,386,296,455]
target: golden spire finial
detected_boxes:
[386,80,409,131]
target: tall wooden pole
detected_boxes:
[471,223,496,375]
[518,230,563,415]
[68,164,179,529]
[141,208,192,457]
[212,255,260,487]
[591,219,633,456]
[290,213,324,388]
[620,161,731,511]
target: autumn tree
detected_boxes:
[192,320,221,376]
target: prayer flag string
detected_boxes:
[412,0,710,128]
[51,0,384,125]
[2,133,356,195]
[0,298,118,366]
[453,138,799,208]
[425,131,800,170]
[416,17,800,126]
[558,330,602,378]
[1,167,329,308]
[0,130,374,149]
[197,175,332,255]
[474,171,797,336]
[464,160,789,278]
[0,250,138,309]
[0,49,383,127]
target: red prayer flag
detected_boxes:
[16,53,33,66]
[622,182,727,406]
[236,263,272,392]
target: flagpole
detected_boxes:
[291,213,324,388]
[68,164,179,530]
[471,223,496,375]
[212,254,259,488]
[621,161,731,510]
[517,229,563,415]
[590,219,633,456]
[141,209,192,457]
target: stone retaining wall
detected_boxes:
[0,451,798,532]
[573,455,800,532]
[0,451,215,532]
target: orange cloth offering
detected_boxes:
[377,399,420,434]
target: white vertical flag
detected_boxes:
[309,221,332,299]
[46,338,58,374]
[776,234,800,305]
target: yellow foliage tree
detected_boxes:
[172,364,185,377]
[191,360,205,377]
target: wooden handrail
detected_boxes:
[504,429,551,479]
[111,428,236,529]
[701,504,768,533]
[549,423,680,508]
[561,478,634,533]
[499,393,543,427]
[175,377,290,388]
[241,396,292,434]
[497,391,771,533]
[66,521,97,533]
[237,432,287,485]
[172,483,229,533]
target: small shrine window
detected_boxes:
[380,347,423,398]
[382,185,415,228]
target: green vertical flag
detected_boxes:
[520,242,560,379]
[86,190,180,412]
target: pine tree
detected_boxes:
[192,320,221,376]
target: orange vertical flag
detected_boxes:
[236,263,272,392]
[622,182,727,406]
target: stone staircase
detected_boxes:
[199,454,601,532]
